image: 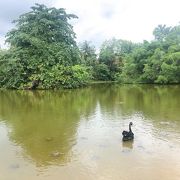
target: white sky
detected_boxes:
[0,0,180,48]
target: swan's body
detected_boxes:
[122,122,134,141]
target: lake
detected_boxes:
[0,84,180,180]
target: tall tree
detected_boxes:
[79,41,97,66]
[1,4,90,89]
[98,38,136,80]
[6,3,80,65]
[153,24,171,41]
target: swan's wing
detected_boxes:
[122,131,128,136]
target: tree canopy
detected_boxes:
[97,25,180,84]
[0,4,179,89]
[0,4,90,89]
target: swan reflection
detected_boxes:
[122,140,134,149]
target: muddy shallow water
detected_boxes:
[0,84,180,180]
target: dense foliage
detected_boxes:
[0,4,179,89]
[98,39,136,80]
[0,4,90,89]
[95,25,180,84]
[116,24,180,84]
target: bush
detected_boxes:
[93,63,111,81]
[40,65,90,89]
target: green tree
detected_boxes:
[156,52,180,84]
[117,24,180,84]
[98,38,136,80]
[1,4,90,89]
[79,41,97,67]
[141,48,165,83]
[93,63,111,81]
[153,24,171,41]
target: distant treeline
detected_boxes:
[0,4,179,89]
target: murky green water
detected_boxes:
[0,84,180,180]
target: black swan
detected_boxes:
[122,122,134,141]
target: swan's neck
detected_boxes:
[129,124,132,132]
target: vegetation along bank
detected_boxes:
[0,4,179,89]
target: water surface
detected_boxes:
[0,84,180,180]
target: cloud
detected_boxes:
[0,0,180,48]
[54,0,132,48]
[0,0,54,21]
[0,0,56,48]
[54,0,180,48]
